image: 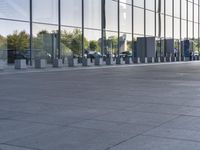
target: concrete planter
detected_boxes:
[125,57,131,64]
[176,57,180,62]
[171,56,175,62]
[95,57,103,66]
[147,57,154,63]
[73,58,78,66]
[82,58,88,66]
[67,56,74,67]
[160,57,166,62]
[0,60,4,70]
[155,57,161,63]
[35,59,46,69]
[106,57,111,65]
[140,57,147,63]
[15,59,27,69]
[87,58,94,66]
[53,59,63,68]
[181,57,185,61]
[152,57,155,63]
[166,57,171,62]
[134,57,140,64]
[63,57,68,66]
[111,58,116,65]
[121,57,125,65]
[116,57,121,65]
[184,57,190,61]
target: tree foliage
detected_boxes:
[0,35,6,50]
[7,31,29,51]
[61,29,88,56]
[89,40,100,51]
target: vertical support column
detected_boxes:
[29,0,32,66]
[144,0,147,58]
[117,0,120,58]
[158,0,162,56]
[155,0,157,58]
[180,0,182,58]
[186,0,189,39]
[132,0,134,58]
[82,0,84,58]
[101,0,106,55]
[172,0,174,40]
[58,0,61,59]
[164,0,166,57]
[192,0,195,55]
[155,0,157,38]
[198,0,200,53]
[172,0,175,59]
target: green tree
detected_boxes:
[61,29,88,56]
[106,36,118,53]
[0,35,6,50]
[7,30,29,51]
[89,40,100,51]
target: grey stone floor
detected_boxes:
[1,62,200,150]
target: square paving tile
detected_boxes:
[108,135,200,150]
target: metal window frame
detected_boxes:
[29,0,32,66]
[27,0,199,64]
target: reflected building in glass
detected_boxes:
[0,0,199,64]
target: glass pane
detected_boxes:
[119,33,132,52]
[146,11,155,36]
[134,0,144,8]
[120,3,132,33]
[61,0,82,27]
[105,0,118,31]
[134,7,144,35]
[146,0,155,11]
[174,0,180,18]
[85,0,101,29]
[166,16,172,38]
[33,0,58,24]
[0,0,29,21]
[0,20,29,63]
[32,23,58,63]
[61,27,82,57]
[85,30,101,54]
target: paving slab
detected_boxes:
[108,135,200,150]
[0,144,34,150]
[6,127,137,150]
[0,62,200,149]
[0,120,57,143]
[95,110,178,126]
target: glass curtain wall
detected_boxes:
[84,0,101,61]
[61,0,82,59]
[0,0,200,65]
[32,0,58,64]
[103,0,118,57]
[0,0,30,64]
[120,1,132,54]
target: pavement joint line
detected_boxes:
[104,115,182,150]
[142,134,200,144]
[0,61,199,75]
[0,143,40,150]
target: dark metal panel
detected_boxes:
[82,0,84,57]
[58,0,61,59]
[30,0,32,66]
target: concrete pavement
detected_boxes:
[1,62,200,149]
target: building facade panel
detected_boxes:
[0,0,199,64]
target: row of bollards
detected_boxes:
[0,55,199,70]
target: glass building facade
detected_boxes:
[0,0,199,64]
